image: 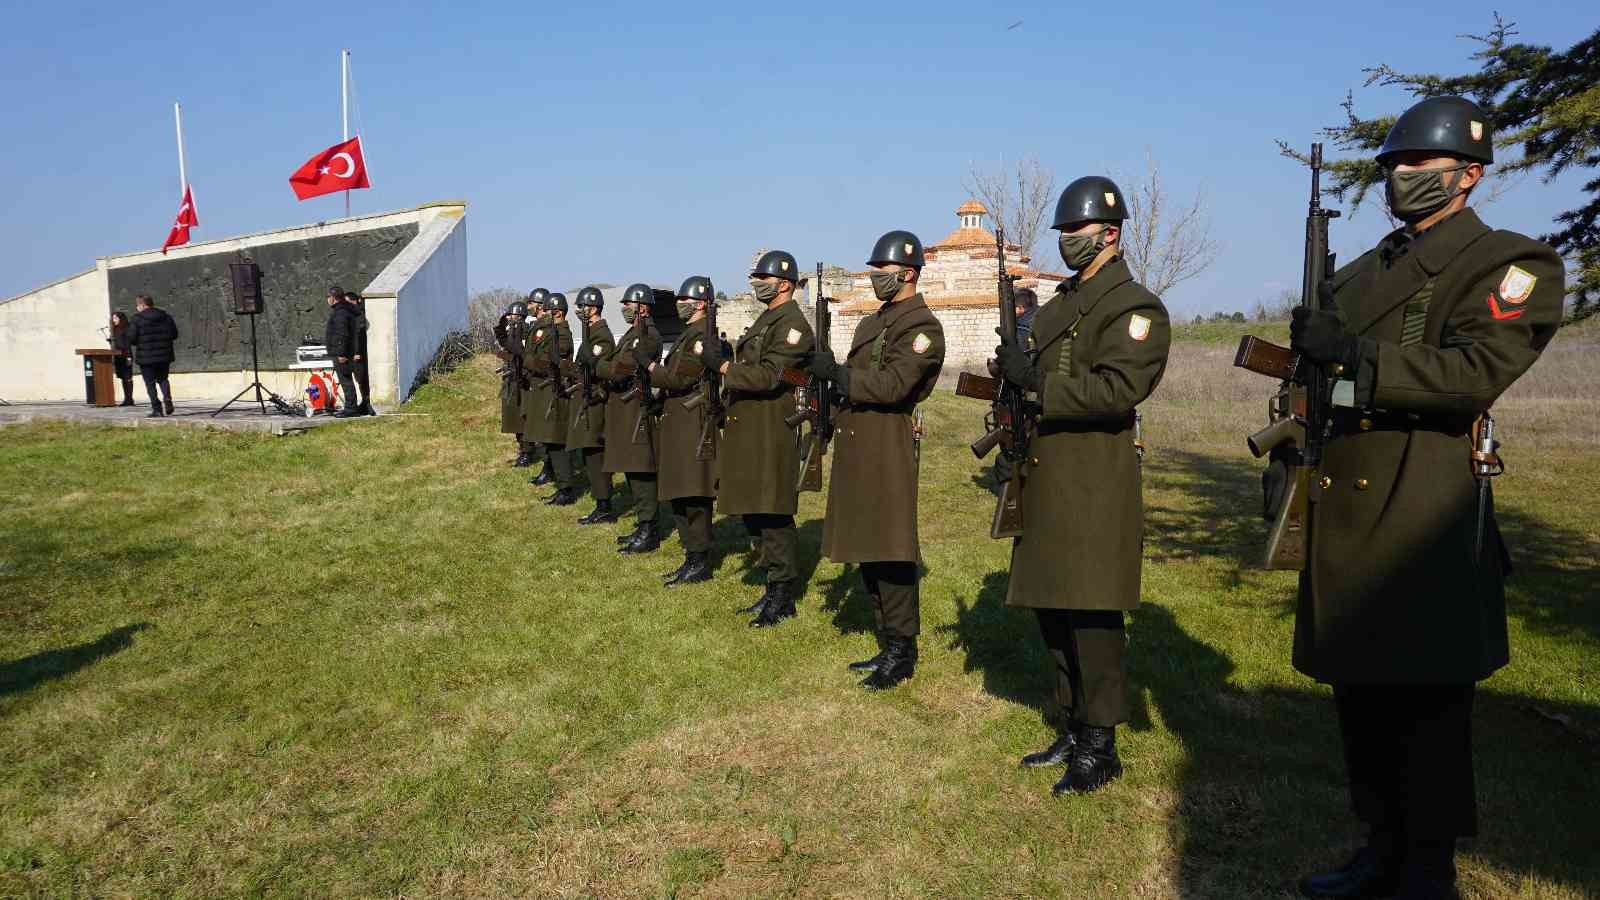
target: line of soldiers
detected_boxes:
[488,95,1565,900]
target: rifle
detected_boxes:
[780,263,835,492]
[1471,412,1503,560]
[679,301,723,462]
[953,226,1028,539]
[1232,142,1341,570]
[545,321,566,420]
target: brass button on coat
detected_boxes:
[1356,478,1370,490]
[1319,475,1333,490]
[1359,418,1373,431]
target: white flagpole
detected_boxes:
[174,101,188,195]
[341,49,350,218]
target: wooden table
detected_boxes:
[75,348,122,407]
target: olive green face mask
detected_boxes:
[869,269,904,301]
[676,301,698,320]
[749,279,781,303]
[1058,228,1105,271]
[1385,163,1471,223]
[622,305,638,324]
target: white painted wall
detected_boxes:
[0,268,110,401]
[374,210,467,401]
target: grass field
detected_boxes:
[3,321,1597,898]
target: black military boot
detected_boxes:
[860,637,916,689]
[1296,832,1403,899]
[531,463,554,486]
[1053,725,1123,795]
[544,487,577,506]
[749,580,796,628]
[1021,725,1078,768]
[661,554,692,583]
[847,631,888,672]
[616,521,645,544]
[737,583,773,615]
[578,499,616,525]
[618,521,661,555]
[665,551,711,587]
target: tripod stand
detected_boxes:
[211,313,292,417]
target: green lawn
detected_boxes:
[2,350,1595,898]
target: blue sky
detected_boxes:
[1,1,1592,316]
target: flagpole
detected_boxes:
[174,101,188,195]
[341,49,350,218]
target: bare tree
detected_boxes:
[964,155,1056,261]
[467,286,524,351]
[1118,152,1221,296]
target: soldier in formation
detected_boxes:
[494,298,531,466]
[993,176,1171,795]
[569,287,615,523]
[649,276,721,586]
[596,283,665,554]
[524,293,577,504]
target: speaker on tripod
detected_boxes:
[211,255,293,417]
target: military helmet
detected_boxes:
[677,275,715,302]
[1052,176,1128,229]
[576,286,604,310]
[528,287,551,307]
[750,250,799,282]
[867,230,925,268]
[1377,95,1494,166]
[544,292,569,313]
[622,282,656,307]
[507,300,528,318]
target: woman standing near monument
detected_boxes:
[108,311,135,407]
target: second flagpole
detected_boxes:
[341,49,350,218]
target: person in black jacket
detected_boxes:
[127,295,179,417]
[345,291,375,416]
[324,285,361,418]
[108,310,135,407]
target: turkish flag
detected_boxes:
[288,135,371,200]
[161,185,198,255]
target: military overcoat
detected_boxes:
[1294,208,1563,685]
[821,294,945,563]
[566,320,614,450]
[596,320,662,474]
[494,314,526,434]
[717,300,815,516]
[1004,257,1170,613]
[649,318,719,500]
[523,320,573,444]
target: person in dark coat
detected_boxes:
[107,310,135,407]
[345,291,375,416]
[1279,97,1566,900]
[324,285,361,418]
[127,294,179,417]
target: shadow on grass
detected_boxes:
[709,517,825,607]
[0,623,152,702]
[1495,501,1600,643]
[1142,448,1266,570]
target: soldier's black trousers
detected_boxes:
[1334,683,1477,840]
[583,450,610,500]
[742,514,798,583]
[672,498,714,552]
[1034,608,1128,728]
[546,443,574,487]
[626,473,659,522]
[861,561,918,639]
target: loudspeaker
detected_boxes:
[229,259,263,315]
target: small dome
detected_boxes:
[956,199,987,216]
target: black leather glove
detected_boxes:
[994,328,1040,391]
[700,334,720,369]
[1262,447,1293,522]
[1291,286,1362,371]
[632,345,654,369]
[807,348,839,383]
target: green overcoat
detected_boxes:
[1004,258,1170,612]
[649,318,718,501]
[523,320,573,444]
[596,320,662,474]
[1294,208,1564,685]
[566,320,614,450]
[821,294,945,564]
[494,313,525,434]
[717,300,814,516]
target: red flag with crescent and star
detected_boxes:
[288,135,371,200]
[161,184,198,255]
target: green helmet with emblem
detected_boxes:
[1052,176,1128,229]
[575,286,604,310]
[527,287,551,307]
[506,300,528,318]
[544,292,568,313]
[1377,95,1494,166]
[867,231,925,268]
[621,282,656,308]
[677,275,715,302]
[750,250,800,282]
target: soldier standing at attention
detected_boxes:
[716,250,814,625]
[993,176,1170,796]
[523,289,555,485]
[569,287,616,523]
[494,299,532,466]
[648,276,722,587]
[595,283,665,554]
[1283,97,1564,900]
[528,293,577,505]
[808,231,944,689]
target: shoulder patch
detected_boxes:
[630,339,637,348]
[786,328,802,346]
[693,339,704,355]
[535,329,544,339]
[592,344,603,356]
[1498,265,1536,305]
[1128,314,1152,341]
[912,332,932,354]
